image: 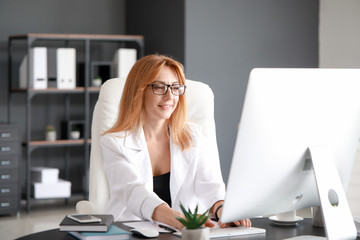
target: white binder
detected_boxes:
[113,48,137,79]
[57,48,76,89]
[19,47,48,89]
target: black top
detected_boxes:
[153,172,172,207]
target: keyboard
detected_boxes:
[173,226,266,238]
[210,226,266,238]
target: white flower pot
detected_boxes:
[181,228,209,240]
[92,78,102,87]
[46,131,56,141]
[70,130,80,139]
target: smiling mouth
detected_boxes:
[159,104,172,109]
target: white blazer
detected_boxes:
[100,122,226,221]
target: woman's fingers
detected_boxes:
[204,218,215,228]
[240,219,252,227]
[218,221,227,228]
[234,221,241,226]
[218,219,252,228]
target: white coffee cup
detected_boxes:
[276,210,297,221]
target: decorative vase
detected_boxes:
[181,227,209,240]
[46,131,56,141]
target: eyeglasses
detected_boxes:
[148,83,186,96]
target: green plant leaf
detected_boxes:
[176,203,209,229]
[193,205,198,223]
[198,211,209,226]
[180,203,192,221]
[175,217,188,226]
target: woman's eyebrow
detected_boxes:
[152,80,180,84]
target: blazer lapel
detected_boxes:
[123,128,144,151]
[123,128,153,190]
[170,140,194,205]
[121,127,195,203]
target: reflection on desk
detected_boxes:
[16,217,342,240]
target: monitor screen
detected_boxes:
[221,68,360,238]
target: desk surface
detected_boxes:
[15,217,358,240]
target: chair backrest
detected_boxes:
[83,78,219,213]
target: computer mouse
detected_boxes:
[130,228,159,238]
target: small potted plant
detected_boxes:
[176,203,210,240]
[92,76,102,87]
[70,126,81,140]
[45,125,56,141]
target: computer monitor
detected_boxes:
[221,68,360,239]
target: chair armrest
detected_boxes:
[76,200,96,214]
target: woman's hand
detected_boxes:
[218,218,252,228]
[152,203,185,230]
[203,216,215,228]
[211,200,252,228]
[153,203,216,230]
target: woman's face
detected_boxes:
[143,66,180,123]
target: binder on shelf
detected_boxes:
[113,48,137,79]
[19,47,48,89]
[57,48,76,89]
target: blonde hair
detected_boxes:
[104,54,192,150]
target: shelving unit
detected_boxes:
[7,33,144,212]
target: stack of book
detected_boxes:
[59,214,131,240]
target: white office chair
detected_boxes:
[76,77,220,214]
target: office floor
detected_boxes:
[0,199,78,240]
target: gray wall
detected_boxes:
[126,0,185,64]
[185,0,319,182]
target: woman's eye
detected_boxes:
[154,85,165,90]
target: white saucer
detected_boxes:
[269,215,304,226]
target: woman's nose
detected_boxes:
[164,87,174,99]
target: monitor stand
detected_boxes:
[287,146,357,240]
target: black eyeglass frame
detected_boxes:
[148,83,187,96]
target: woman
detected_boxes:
[100,54,250,229]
